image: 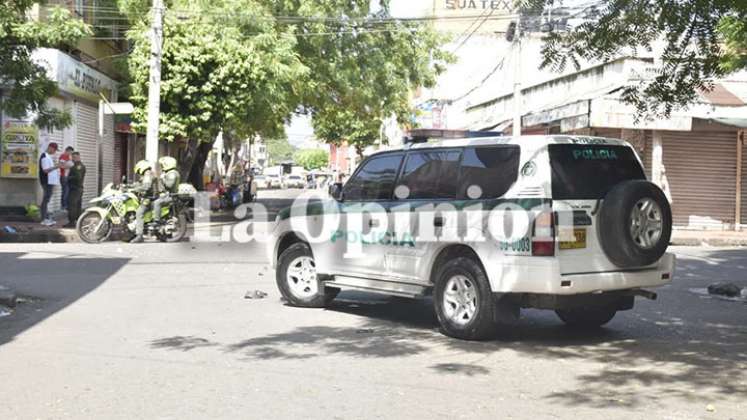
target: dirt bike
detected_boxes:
[76,182,194,244]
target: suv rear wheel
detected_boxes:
[433,256,496,340]
[276,243,339,307]
[555,306,617,328]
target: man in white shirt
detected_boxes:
[39,142,62,226]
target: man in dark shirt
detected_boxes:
[65,152,86,227]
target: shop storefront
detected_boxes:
[0,48,117,211]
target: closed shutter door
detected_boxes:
[741,134,747,226]
[593,127,622,138]
[75,102,99,205]
[641,131,653,180]
[662,131,737,228]
[43,127,65,214]
[101,114,115,186]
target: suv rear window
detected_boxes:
[549,144,645,199]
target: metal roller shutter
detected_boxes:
[75,102,99,205]
[741,133,747,227]
[592,127,622,138]
[662,131,737,228]
[101,113,115,187]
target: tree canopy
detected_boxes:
[0,1,91,129]
[120,0,450,169]
[265,137,296,165]
[293,148,329,170]
[527,0,747,117]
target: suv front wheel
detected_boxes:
[276,243,339,307]
[433,256,497,340]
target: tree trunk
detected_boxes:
[187,141,213,190]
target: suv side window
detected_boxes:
[343,153,403,201]
[398,150,461,199]
[458,146,520,199]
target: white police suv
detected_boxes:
[269,135,675,340]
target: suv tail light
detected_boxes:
[532,211,555,256]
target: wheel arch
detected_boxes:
[427,244,486,286]
[275,231,310,263]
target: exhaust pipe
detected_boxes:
[627,289,658,300]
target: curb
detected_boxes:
[0,229,80,243]
[670,237,747,247]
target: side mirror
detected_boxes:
[329,183,344,201]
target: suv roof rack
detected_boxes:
[403,129,504,145]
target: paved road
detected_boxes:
[1,241,745,419]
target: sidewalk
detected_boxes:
[670,229,747,247]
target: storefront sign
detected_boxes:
[444,0,512,10]
[1,121,39,179]
[33,48,117,103]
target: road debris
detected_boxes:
[707,282,742,297]
[244,289,268,299]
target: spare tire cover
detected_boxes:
[597,180,672,267]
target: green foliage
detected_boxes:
[0,1,91,129]
[294,148,329,170]
[125,0,306,145]
[265,137,295,165]
[526,0,747,117]
[269,0,452,150]
[719,15,747,73]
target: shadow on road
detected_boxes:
[0,251,129,347]
[150,248,747,408]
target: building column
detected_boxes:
[651,131,664,186]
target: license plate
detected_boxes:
[560,228,586,250]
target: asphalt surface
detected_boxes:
[0,191,745,419]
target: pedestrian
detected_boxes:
[65,152,86,228]
[38,142,62,226]
[59,146,74,210]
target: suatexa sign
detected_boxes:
[444,0,512,10]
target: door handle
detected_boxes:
[434,216,444,227]
[368,219,380,227]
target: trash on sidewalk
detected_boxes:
[3,226,17,234]
[244,289,268,299]
[0,306,11,318]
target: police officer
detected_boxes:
[65,152,86,227]
[130,160,155,243]
[152,156,181,226]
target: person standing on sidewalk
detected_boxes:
[65,152,86,228]
[38,142,62,226]
[59,146,74,210]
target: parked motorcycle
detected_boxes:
[76,182,193,243]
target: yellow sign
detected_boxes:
[1,124,39,179]
[559,228,587,250]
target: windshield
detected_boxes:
[549,144,645,199]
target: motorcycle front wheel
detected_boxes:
[76,210,113,243]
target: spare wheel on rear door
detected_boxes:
[597,180,672,267]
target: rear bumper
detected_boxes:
[488,252,676,295]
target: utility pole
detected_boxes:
[145,0,164,163]
[512,15,522,137]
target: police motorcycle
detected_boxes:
[76,179,196,244]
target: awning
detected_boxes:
[709,118,747,128]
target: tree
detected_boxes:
[527,0,747,117]
[294,149,329,170]
[269,0,452,154]
[123,0,306,187]
[265,137,295,165]
[0,1,91,129]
